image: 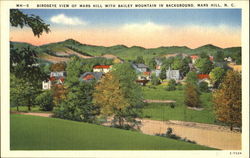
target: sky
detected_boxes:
[10,9,241,49]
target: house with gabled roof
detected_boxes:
[166,67,182,80]
[79,72,104,82]
[93,65,112,73]
[42,71,66,90]
[132,63,149,73]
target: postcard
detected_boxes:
[1,0,249,158]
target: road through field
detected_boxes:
[139,119,241,150]
[12,112,241,150]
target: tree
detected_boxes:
[199,52,209,59]
[10,73,37,111]
[195,58,213,74]
[185,71,198,85]
[148,58,157,70]
[231,51,242,64]
[214,51,225,62]
[52,84,67,106]
[50,62,66,72]
[54,82,98,122]
[93,73,129,126]
[159,67,166,81]
[35,90,54,111]
[134,56,145,64]
[65,56,82,87]
[151,73,160,85]
[166,79,176,91]
[172,57,183,70]
[181,57,192,76]
[10,9,50,37]
[184,71,201,108]
[213,70,241,130]
[93,63,143,129]
[10,46,47,111]
[209,67,226,88]
[53,56,98,122]
[184,83,201,108]
[199,81,209,92]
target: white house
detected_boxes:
[93,65,112,73]
[42,80,51,90]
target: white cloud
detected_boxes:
[121,22,166,33]
[50,14,86,26]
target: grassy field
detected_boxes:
[10,114,214,150]
[142,85,215,124]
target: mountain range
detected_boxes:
[10,39,241,63]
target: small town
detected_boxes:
[9,9,242,151]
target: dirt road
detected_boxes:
[140,119,241,150]
[12,112,241,150]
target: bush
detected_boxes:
[166,79,176,91]
[199,81,209,92]
[35,90,54,111]
[155,128,196,144]
[169,103,176,108]
[151,74,160,85]
[176,83,183,90]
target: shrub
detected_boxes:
[199,81,209,92]
[155,128,196,144]
[151,74,160,85]
[169,103,175,108]
[184,83,201,108]
[35,90,54,111]
[166,79,176,91]
[176,83,183,90]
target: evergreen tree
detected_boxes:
[166,79,176,91]
[184,71,201,108]
[151,73,160,85]
[134,56,145,64]
[184,83,201,108]
[159,67,166,81]
[213,70,241,130]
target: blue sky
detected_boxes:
[12,9,241,48]
[20,9,241,28]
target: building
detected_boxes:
[50,71,66,78]
[42,71,66,90]
[197,74,212,87]
[190,55,199,64]
[79,72,104,82]
[42,80,51,90]
[166,67,182,80]
[155,59,162,70]
[93,65,112,73]
[132,63,149,73]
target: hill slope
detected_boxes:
[10,114,214,150]
[10,39,241,63]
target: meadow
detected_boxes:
[141,85,216,124]
[10,114,214,150]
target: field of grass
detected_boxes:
[10,114,214,150]
[142,85,215,124]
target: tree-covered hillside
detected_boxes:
[10,39,241,64]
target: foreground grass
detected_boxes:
[142,85,215,124]
[10,114,214,150]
